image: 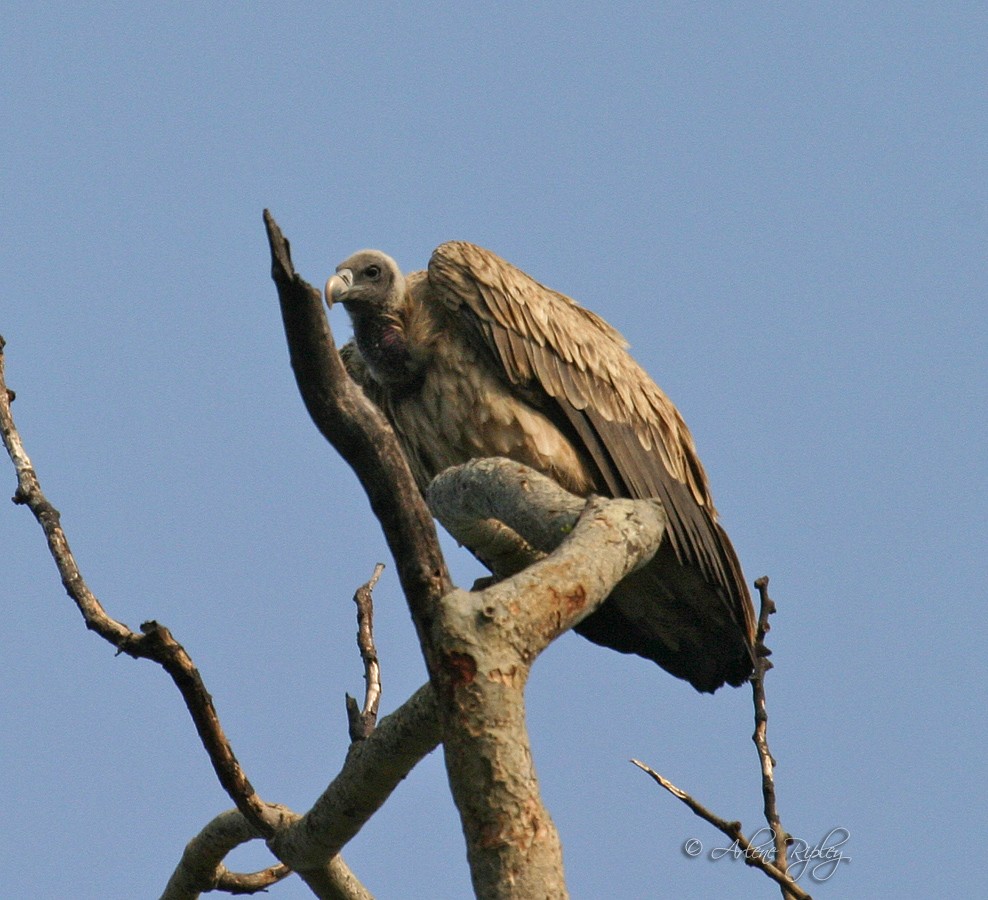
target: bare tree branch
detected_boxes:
[263,211,451,647]
[159,679,441,896]
[752,576,798,898]
[158,804,376,900]
[263,214,678,898]
[423,460,668,899]
[4,336,390,898]
[427,457,585,579]
[271,682,440,871]
[291,859,376,900]
[0,335,285,837]
[346,563,385,741]
[631,578,810,898]
[216,863,293,895]
[630,760,811,899]
[159,808,292,899]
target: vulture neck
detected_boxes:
[349,295,426,394]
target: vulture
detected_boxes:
[326,242,756,692]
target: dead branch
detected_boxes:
[216,864,292,895]
[422,460,669,898]
[162,805,372,900]
[263,211,451,645]
[631,579,810,899]
[630,760,810,899]
[0,335,284,838]
[3,335,390,899]
[346,563,385,741]
[752,576,797,898]
[159,808,292,899]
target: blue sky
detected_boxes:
[2,4,985,897]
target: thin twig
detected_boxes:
[630,759,745,842]
[631,575,810,899]
[752,575,796,898]
[346,563,385,741]
[630,760,811,900]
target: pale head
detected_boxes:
[325,249,405,315]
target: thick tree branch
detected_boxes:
[292,859,376,900]
[427,457,586,579]
[264,216,676,898]
[429,460,667,652]
[425,460,668,899]
[263,211,451,652]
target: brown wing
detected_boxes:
[427,241,755,650]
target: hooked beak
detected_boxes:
[325,268,353,307]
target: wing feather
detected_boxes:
[556,357,589,409]
[505,328,534,380]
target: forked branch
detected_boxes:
[632,577,809,899]
[3,336,394,898]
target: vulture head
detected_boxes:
[326,249,425,388]
[325,250,405,316]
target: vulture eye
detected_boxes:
[364,264,381,279]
